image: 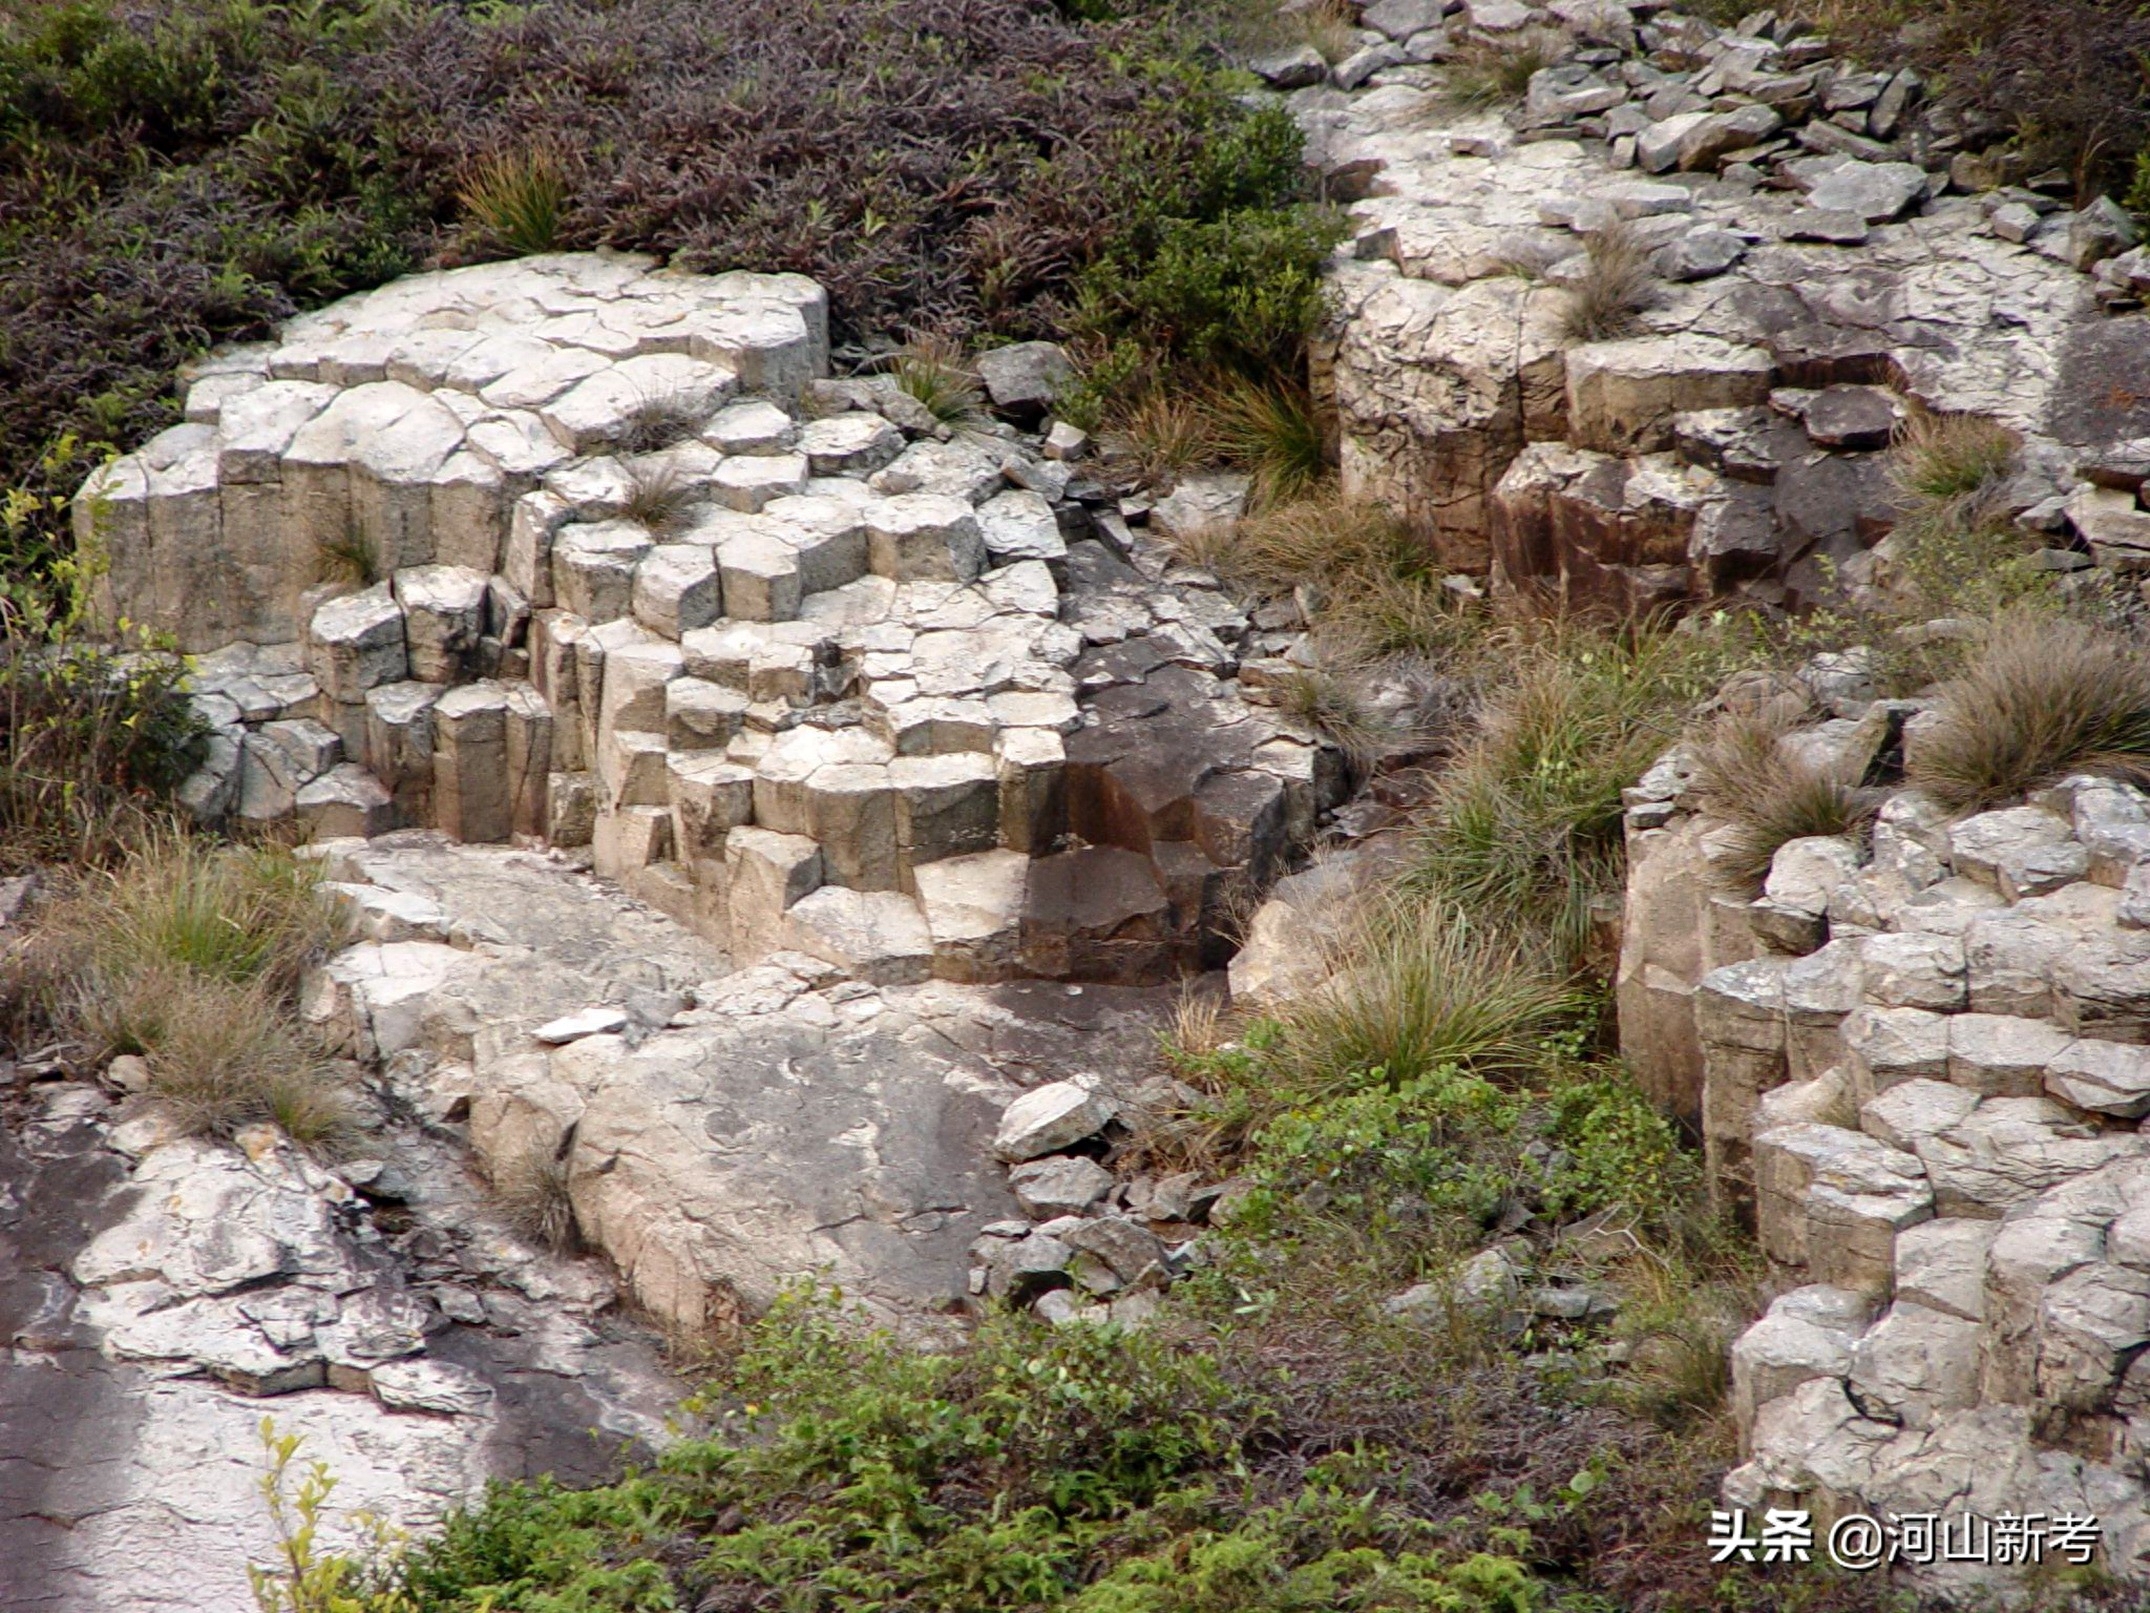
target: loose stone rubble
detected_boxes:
[1284,0,2150,618]
[1620,658,2150,1593]
[80,254,1346,988]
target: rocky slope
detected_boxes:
[1621,667,2150,1596]
[1283,0,2150,618]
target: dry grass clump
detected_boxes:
[1278,897,1580,1092]
[1907,615,2150,809]
[458,143,570,259]
[1557,220,1658,344]
[492,1144,579,1253]
[1889,410,2017,518]
[313,526,381,588]
[620,456,698,536]
[1276,666,1393,770]
[891,335,983,425]
[8,833,358,1149]
[1105,388,1221,484]
[1444,28,1568,109]
[1288,0,1360,64]
[1172,492,1474,663]
[1689,710,1879,888]
[80,965,355,1146]
[619,389,708,455]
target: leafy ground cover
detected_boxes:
[0,0,1329,599]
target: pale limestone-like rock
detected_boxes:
[914,850,1027,983]
[1947,1013,2073,1098]
[866,495,986,583]
[394,564,488,683]
[977,489,1069,573]
[535,1007,630,1044]
[631,543,723,638]
[307,584,408,701]
[1859,1078,1977,1154]
[1754,1120,1931,1289]
[994,1078,1119,1163]
[1730,1284,1872,1429]
[798,413,903,477]
[1914,1096,2141,1218]
[2046,1037,2150,1118]
[1805,160,1929,223]
[1565,334,1775,455]
[1859,931,1967,1012]
[1008,1155,1113,1218]
[1849,1301,1983,1427]
[1949,805,2087,899]
[1843,1004,1950,1103]
[1894,1217,1997,1321]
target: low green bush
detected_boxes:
[0,626,204,868]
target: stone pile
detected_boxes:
[1277,0,2150,617]
[76,255,1345,986]
[1618,656,2150,1589]
[966,1075,1242,1327]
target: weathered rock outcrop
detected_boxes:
[78,256,1345,987]
[301,835,1183,1337]
[1290,7,2150,618]
[0,1039,676,1612]
[1620,677,2150,1590]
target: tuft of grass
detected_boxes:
[1412,628,1738,967]
[1557,220,1657,345]
[458,143,569,258]
[618,389,708,455]
[54,830,345,992]
[1277,898,1581,1094]
[1888,409,2017,516]
[1105,388,1222,486]
[1169,982,1229,1060]
[1276,665,1390,769]
[620,456,698,536]
[314,526,380,588]
[81,965,356,1148]
[492,1144,579,1254]
[1907,614,2150,809]
[891,335,984,425]
[1203,374,1330,509]
[1443,28,1567,109]
[1290,0,1360,64]
[1688,710,1879,888]
[10,833,359,1150]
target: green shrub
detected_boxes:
[0,624,205,868]
[1075,204,1343,378]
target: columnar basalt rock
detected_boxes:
[87,256,1344,988]
[1620,663,2150,1589]
[1294,7,2149,619]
